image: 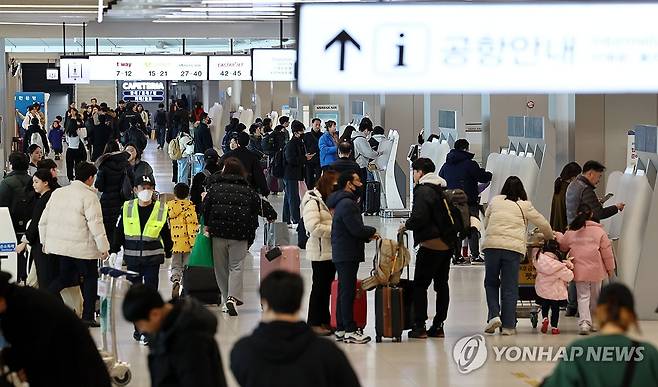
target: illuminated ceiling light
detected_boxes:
[0,21,85,26]
[162,14,292,19]
[179,7,295,12]
[0,4,99,8]
[0,10,97,14]
[98,0,104,23]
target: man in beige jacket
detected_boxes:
[40,161,109,327]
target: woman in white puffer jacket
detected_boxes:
[482,176,553,336]
[301,170,339,336]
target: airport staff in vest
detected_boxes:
[112,175,174,344]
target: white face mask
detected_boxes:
[137,189,153,202]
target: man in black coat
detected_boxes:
[303,118,323,189]
[190,148,221,213]
[123,284,228,387]
[194,113,214,154]
[326,171,379,344]
[231,271,361,387]
[220,132,270,197]
[330,141,361,175]
[0,271,111,387]
[90,114,114,161]
[282,121,306,225]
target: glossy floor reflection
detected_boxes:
[80,141,658,387]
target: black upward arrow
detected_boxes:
[325,30,361,72]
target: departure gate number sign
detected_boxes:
[89,56,207,81]
[297,2,658,93]
[209,56,251,80]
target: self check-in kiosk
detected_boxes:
[0,208,18,281]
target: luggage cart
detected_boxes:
[98,265,138,386]
[516,240,543,329]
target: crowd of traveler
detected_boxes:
[3,99,658,387]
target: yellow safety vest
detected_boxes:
[122,199,168,261]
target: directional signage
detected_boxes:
[252,49,296,81]
[59,57,90,84]
[209,56,251,80]
[120,81,166,103]
[297,3,658,93]
[89,56,207,81]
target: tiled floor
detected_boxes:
[73,141,658,387]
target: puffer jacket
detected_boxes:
[168,199,199,253]
[439,149,492,206]
[39,180,110,259]
[533,252,573,301]
[555,220,615,282]
[96,151,133,229]
[301,189,332,261]
[405,172,450,250]
[565,175,618,224]
[318,131,338,167]
[351,131,379,168]
[327,190,376,263]
[482,195,553,255]
[203,174,277,242]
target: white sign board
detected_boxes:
[209,56,251,80]
[298,3,658,93]
[59,58,90,84]
[46,68,59,81]
[252,49,296,81]
[89,56,207,81]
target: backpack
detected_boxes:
[443,189,471,232]
[272,149,285,179]
[437,188,468,248]
[9,181,36,233]
[362,232,411,291]
[169,134,183,160]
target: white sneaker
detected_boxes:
[344,329,371,344]
[334,331,345,342]
[579,324,591,335]
[226,298,238,316]
[484,317,502,334]
[139,334,149,346]
[221,304,229,313]
[501,328,517,336]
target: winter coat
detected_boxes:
[482,195,553,256]
[194,123,214,154]
[23,124,49,154]
[119,111,144,133]
[134,160,155,184]
[533,252,573,301]
[301,189,332,261]
[148,298,228,387]
[91,123,114,161]
[303,129,322,166]
[351,131,379,169]
[555,221,615,282]
[330,157,360,175]
[327,190,376,263]
[438,149,492,206]
[565,175,618,224]
[318,131,338,168]
[550,179,570,232]
[168,199,199,253]
[127,125,147,152]
[0,171,32,210]
[25,189,55,246]
[230,321,360,387]
[405,173,451,250]
[39,180,110,259]
[178,132,195,157]
[220,147,270,196]
[0,285,111,387]
[203,174,277,242]
[248,135,265,158]
[96,151,133,228]
[190,163,221,212]
[48,126,64,152]
[284,136,306,181]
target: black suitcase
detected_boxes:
[364,181,381,215]
[375,285,405,342]
[182,266,221,305]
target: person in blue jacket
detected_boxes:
[327,170,379,345]
[318,120,338,170]
[439,139,492,264]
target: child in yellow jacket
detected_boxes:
[168,183,199,298]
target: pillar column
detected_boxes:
[0,40,9,163]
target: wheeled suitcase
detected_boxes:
[182,266,221,305]
[259,245,301,283]
[375,286,405,342]
[364,181,381,215]
[330,279,367,330]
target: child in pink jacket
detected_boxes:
[533,240,574,335]
[555,204,615,335]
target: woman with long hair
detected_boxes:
[482,176,553,335]
[64,107,86,181]
[550,162,582,232]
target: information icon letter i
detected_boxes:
[397,34,406,67]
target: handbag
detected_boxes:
[187,217,214,268]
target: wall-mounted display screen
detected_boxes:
[208,56,251,81]
[252,49,296,81]
[89,55,207,81]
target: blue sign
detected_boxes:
[14,92,46,136]
[0,243,16,253]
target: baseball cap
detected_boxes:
[204,148,219,161]
[134,175,155,188]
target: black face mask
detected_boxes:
[352,185,363,198]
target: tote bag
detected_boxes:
[187,217,214,268]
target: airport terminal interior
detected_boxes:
[2,1,658,386]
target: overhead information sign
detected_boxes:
[252,49,296,81]
[209,56,251,80]
[59,57,90,84]
[297,3,658,93]
[89,55,207,81]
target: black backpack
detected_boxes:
[423,184,465,249]
[9,180,36,233]
[443,189,472,234]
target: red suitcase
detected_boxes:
[260,245,300,283]
[330,279,367,330]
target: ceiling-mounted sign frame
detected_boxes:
[297,2,658,93]
[88,55,208,81]
[59,56,90,84]
[251,48,296,81]
[208,56,252,80]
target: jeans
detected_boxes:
[283,179,301,224]
[484,248,522,329]
[192,153,205,176]
[178,156,190,184]
[540,299,562,328]
[212,237,248,304]
[307,260,336,327]
[576,281,602,328]
[467,205,481,257]
[156,125,166,148]
[334,261,360,333]
[305,163,322,191]
[413,247,452,328]
[126,263,160,289]
[48,255,99,320]
[567,281,578,312]
[170,252,189,283]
